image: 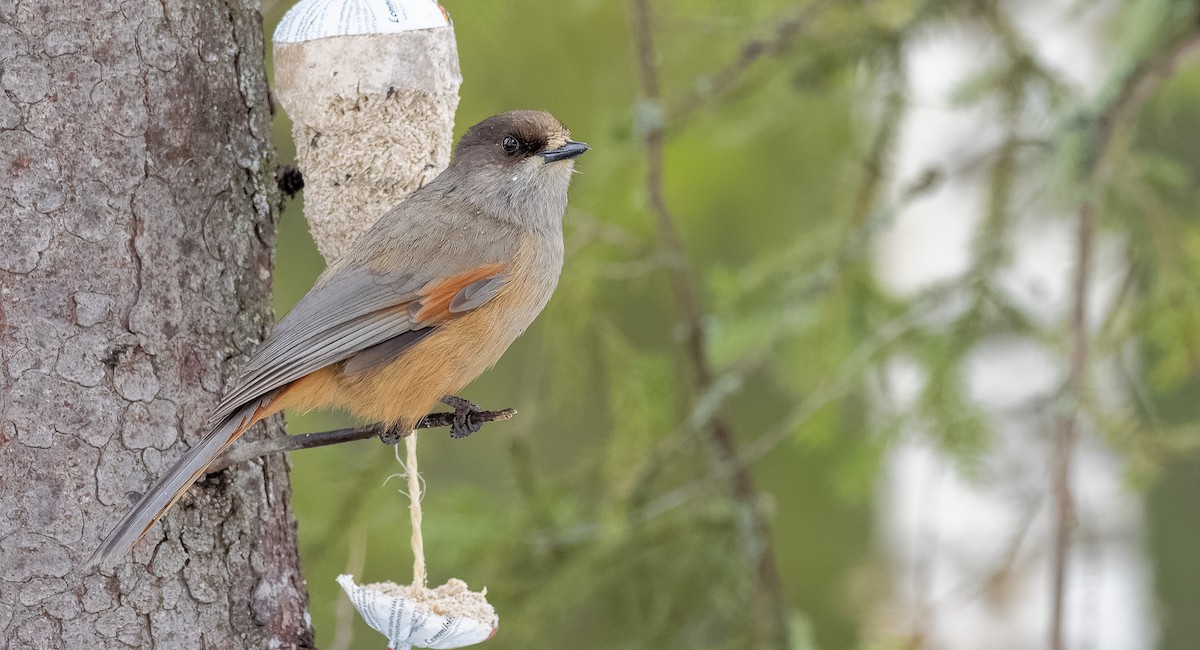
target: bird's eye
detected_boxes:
[501,135,520,155]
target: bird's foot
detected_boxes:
[441,395,484,439]
[379,423,410,445]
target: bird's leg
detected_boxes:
[441,395,484,439]
[379,423,410,445]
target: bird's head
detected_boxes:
[447,110,588,229]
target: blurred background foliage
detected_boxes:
[258,0,1200,648]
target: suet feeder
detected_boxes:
[273,0,462,261]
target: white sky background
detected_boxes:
[872,1,1155,648]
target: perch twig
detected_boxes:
[208,408,516,473]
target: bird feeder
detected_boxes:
[273,2,498,647]
[273,0,462,261]
[338,575,497,649]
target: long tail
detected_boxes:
[87,395,277,568]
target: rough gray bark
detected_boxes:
[0,0,313,647]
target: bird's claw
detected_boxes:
[379,424,408,445]
[442,395,484,439]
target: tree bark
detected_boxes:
[0,0,313,647]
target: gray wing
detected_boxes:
[209,267,428,425]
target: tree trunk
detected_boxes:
[0,0,313,647]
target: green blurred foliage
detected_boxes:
[256,0,1200,648]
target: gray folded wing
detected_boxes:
[209,267,429,425]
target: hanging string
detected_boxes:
[406,431,426,589]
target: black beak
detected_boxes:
[540,140,590,163]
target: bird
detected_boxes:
[88,110,588,567]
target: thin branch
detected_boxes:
[1049,25,1200,650]
[666,0,836,127]
[1089,36,1200,173]
[1050,201,1092,650]
[208,408,516,473]
[507,333,556,532]
[629,1,789,647]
